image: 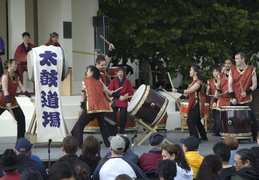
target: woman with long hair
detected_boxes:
[162,144,193,180]
[45,32,61,47]
[173,65,208,140]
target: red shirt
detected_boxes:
[14,43,35,54]
[108,77,134,107]
[138,150,162,171]
[0,170,21,180]
[207,78,217,108]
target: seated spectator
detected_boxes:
[223,135,239,166]
[105,135,138,164]
[92,136,147,180]
[250,132,259,161]
[162,144,193,180]
[78,135,102,175]
[48,161,78,180]
[196,154,222,180]
[213,142,236,180]
[156,159,177,180]
[231,148,259,180]
[0,149,23,180]
[115,174,132,180]
[20,167,44,180]
[180,136,204,179]
[59,136,90,175]
[14,138,48,180]
[138,133,166,172]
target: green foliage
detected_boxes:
[99,0,259,85]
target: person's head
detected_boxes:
[116,67,125,79]
[224,59,233,71]
[48,162,78,180]
[110,136,125,155]
[15,138,32,157]
[82,135,100,158]
[95,56,106,72]
[115,174,132,180]
[223,135,239,150]
[156,159,177,180]
[0,149,23,172]
[4,59,17,71]
[234,148,258,171]
[22,32,31,44]
[162,144,178,160]
[190,65,202,80]
[20,167,44,180]
[235,52,247,66]
[213,142,230,163]
[86,65,100,80]
[48,32,59,45]
[120,135,130,152]
[212,67,220,78]
[180,136,200,152]
[196,155,222,180]
[149,133,166,151]
[61,136,79,155]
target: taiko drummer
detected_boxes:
[228,52,258,142]
[173,65,208,141]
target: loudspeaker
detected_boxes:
[63,21,72,39]
[93,16,109,55]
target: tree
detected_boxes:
[99,0,259,87]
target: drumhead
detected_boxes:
[220,106,250,110]
[127,84,146,112]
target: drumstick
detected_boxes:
[114,87,122,92]
[124,95,133,99]
[167,72,174,89]
[126,71,131,79]
[100,35,111,45]
[240,82,244,92]
[162,88,181,110]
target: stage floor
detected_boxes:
[0,130,256,163]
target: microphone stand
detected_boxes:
[131,134,137,153]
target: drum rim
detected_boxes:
[220,106,251,111]
[127,84,147,114]
[150,98,169,126]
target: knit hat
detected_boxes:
[110,136,125,151]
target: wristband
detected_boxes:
[112,92,120,99]
[245,88,252,95]
[214,98,218,103]
[80,102,86,109]
[24,91,31,98]
[177,89,184,94]
[179,95,186,99]
[5,95,11,103]
[217,89,222,93]
[107,50,112,57]
[229,92,235,99]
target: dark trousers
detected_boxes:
[0,107,25,139]
[212,109,220,134]
[112,106,127,134]
[231,101,258,140]
[187,105,207,139]
[71,110,110,147]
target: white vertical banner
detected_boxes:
[31,45,66,142]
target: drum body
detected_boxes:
[220,106,251,137]
[127,84,168,126]
[108,66,127,77]
[180,102,210,116]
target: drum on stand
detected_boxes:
[220,106,251,139]
[127,84,169,126]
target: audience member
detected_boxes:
[162,144,193,180]
[59,136,90,174]
[20,167,43,180]
[78,135,101,175]
[48,161,78,180]
[180,136,204,179]
[115,174,132,180]
[92,136,147,180]
[156,159,177,180]
[196,154,222,180]
[223,135,239,165]
[213,142,236,180]
[14,138,47,179]
[105,135,139,164]
[138,133,166,172]
[0,149,23,180]
[45,32,61,47]
[231,148,259,180]
[250,132,259,161]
